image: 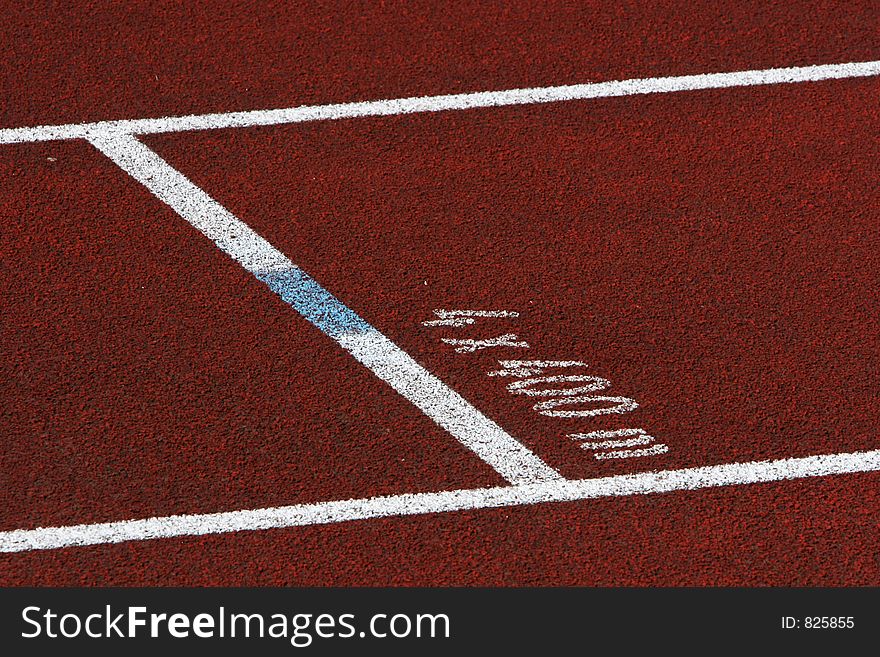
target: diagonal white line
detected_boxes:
[1,449,877,552]
[86,132,562,486]
[1,60,879,144]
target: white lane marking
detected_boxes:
[1,449,877,552]
[2,60,880,144]
[441,334,530,353]
[87,132,562,486]
[422,309,519,327]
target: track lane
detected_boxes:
[144,75,880,481]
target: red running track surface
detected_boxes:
[1,2,878,585]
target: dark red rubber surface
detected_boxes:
[1,2,878,585]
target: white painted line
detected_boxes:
[86,132,561,486]
[2,60,880,144]
[1,449,877,552]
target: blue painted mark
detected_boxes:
[255,267,373,338]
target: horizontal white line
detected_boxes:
[2,60,880,144]
[1,449,877,552]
